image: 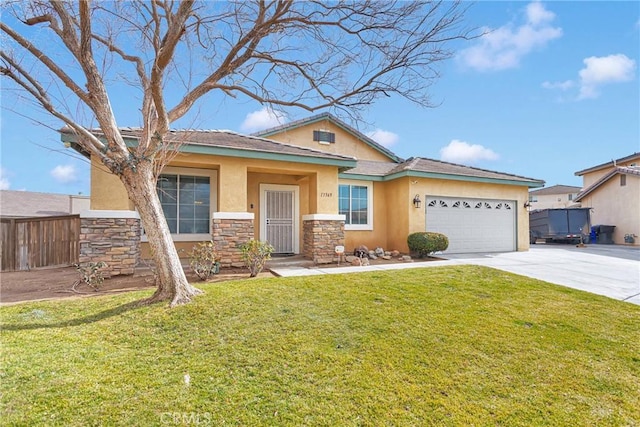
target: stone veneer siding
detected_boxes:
[212,214,255,268]
[303,217,345,264]
[79,211,141,277]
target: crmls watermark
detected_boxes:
[160,412,212,425]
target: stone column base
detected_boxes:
[302,214,345,264]
[79,210,141,277]
[212,212,255,268]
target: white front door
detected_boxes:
[260,184,299,254]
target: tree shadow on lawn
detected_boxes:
[1,299,151,332]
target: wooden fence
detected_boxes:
[0,215,80,272]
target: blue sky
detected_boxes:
[1,1,638,195]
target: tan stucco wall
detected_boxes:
[90,155,133,210]
[265,119,393,162]
[343,181,390,251]
[581,157,640,187]
[101,153,342,257]
[529,192,580,210]
[578,175,639,245]
[343,177,531,253]
[383,178,412,252]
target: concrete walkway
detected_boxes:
[270,246,640,305]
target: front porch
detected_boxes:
[213,163,347,267]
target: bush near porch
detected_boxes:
[1,266,638,425]
[407,231,449,257]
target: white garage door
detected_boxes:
[426,197,516,253]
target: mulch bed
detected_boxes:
[0,256,443,304]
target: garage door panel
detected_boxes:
[426,197,516,254]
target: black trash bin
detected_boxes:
[596,225,615,244]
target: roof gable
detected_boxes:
[253,112,403,163]
[575,166,640,201]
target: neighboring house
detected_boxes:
[0,190,90,218]
[62,113,544,268]
[528,184,582,210]
[575,153,640,245]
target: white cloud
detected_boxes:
[439,140,499,165]
[578,54,636,99]
[525,1,555,26]
[50,165,77,183]
[458,1,562,71]
[365,129,399,148]
[541,80,574,91]
[542,54,636,100]
[240,107,286,132]
[0,167,10,190]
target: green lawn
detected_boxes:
[1,265,639,426]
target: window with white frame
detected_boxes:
[338,180,373,230]
[153,167,217,240]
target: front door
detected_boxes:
[260,184,299,254]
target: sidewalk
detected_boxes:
[270,258,453,277]
[269,247,640,306]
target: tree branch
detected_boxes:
[0,53,106,158]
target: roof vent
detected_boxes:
[313,130,335,144]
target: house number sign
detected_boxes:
[320,192,333,197]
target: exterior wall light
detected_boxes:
[413,194,422,209]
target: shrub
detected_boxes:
[188,241,220,281]
[240,239,274,277]
[73,261,108,291]
[407,232,449,258]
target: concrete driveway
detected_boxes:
[444,245,640,305]
[272,245,640,305]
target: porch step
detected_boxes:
[266,255,314,269]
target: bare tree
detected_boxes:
[1,0,473,306]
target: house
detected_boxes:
[575,153,640,245]
[528,184,582,210]
[61,113,544,271]
[0,190,90,218]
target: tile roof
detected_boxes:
[252,112,403,163]
[340,160,400,176]
[529,184,583,195]
[396,157,542,184]
[61,124,543,186]
[343,157,544,186]
[63,127,356,163]
[575,166,640,202]
[575,152,640,176]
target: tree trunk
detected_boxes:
[120,162,203,307]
